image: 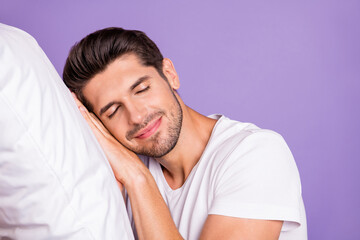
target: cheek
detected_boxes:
[150,88,177,108]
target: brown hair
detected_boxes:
[63,27,165,112]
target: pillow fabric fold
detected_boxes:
[0,23,134,240]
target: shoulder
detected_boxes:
[209,115,293,164]
[206,116,304,232]
[206,115,300,188]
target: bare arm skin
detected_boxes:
[73,95,283,240]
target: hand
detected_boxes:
[71,92,142,188]
[71,93,183,240]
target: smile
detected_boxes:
[134,117,162,139]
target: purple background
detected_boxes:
[1,1,359,239]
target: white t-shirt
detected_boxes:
[129,115,307,240]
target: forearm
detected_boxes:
[124,171,183,240]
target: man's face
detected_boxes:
[82,54,183,158]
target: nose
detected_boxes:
[126,101,147,125]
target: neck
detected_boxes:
[155,102,217,190]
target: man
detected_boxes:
[63,27,307,240]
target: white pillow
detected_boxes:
[0,23,134,240]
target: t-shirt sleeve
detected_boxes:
[209,130,302,231]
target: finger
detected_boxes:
[70,93,120,149]
[72,97,96,129]
[71,92,79,102]
[70,92,92,121]
[79,106,94,126]
[79,107,109,138]
[71,92,85,109]
[71,92,77,99]
[87,111,114,137]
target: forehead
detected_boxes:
[82,54,157,110]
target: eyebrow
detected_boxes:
[99,75,150,116]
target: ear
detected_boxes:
[162,58,180,90]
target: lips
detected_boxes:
[134,117,162,139]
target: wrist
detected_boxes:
[123,169,154,194]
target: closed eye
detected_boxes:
[135,86,150,94]
[108,105,120,119]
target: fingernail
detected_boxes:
[79,106,86,112]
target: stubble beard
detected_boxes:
[128,92,183,158]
